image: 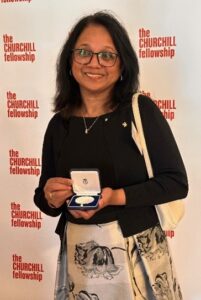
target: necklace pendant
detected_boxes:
[83,115,99,135]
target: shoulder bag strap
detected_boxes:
[131,93,154,178]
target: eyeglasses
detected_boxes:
[72,48,119,67]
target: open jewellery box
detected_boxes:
[67,169,101,210]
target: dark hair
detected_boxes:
[54,11,139,117]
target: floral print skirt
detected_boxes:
[66,221,182,300]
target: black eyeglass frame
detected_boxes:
[71,48,119,67]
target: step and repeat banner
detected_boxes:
[0,1,200,299]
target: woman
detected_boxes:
[34,11,188,300]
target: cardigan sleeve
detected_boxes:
[33,114,65,217]
[124,95,188,207]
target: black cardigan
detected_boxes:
[34,95,188,239]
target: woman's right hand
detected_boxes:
[44,177,73,208]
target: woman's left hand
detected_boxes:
[68,187,126,220]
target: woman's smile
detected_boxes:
[84,72,104,79]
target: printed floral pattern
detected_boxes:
[74,240,122,279]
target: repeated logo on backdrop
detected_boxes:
[1,0,32,3]
[1,10,44,286]
[11,202,42,230]
[3,34,36,62]
[7,91,39,119]
[12,254,44,282]
[138,28,176,59]
[9,149,41,176]
[142,91,176,121]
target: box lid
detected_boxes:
[70,170,101,195]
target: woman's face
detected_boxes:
[71,24,121,98]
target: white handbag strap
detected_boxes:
[131,93,154,179]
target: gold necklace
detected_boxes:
[82,116,100,134]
